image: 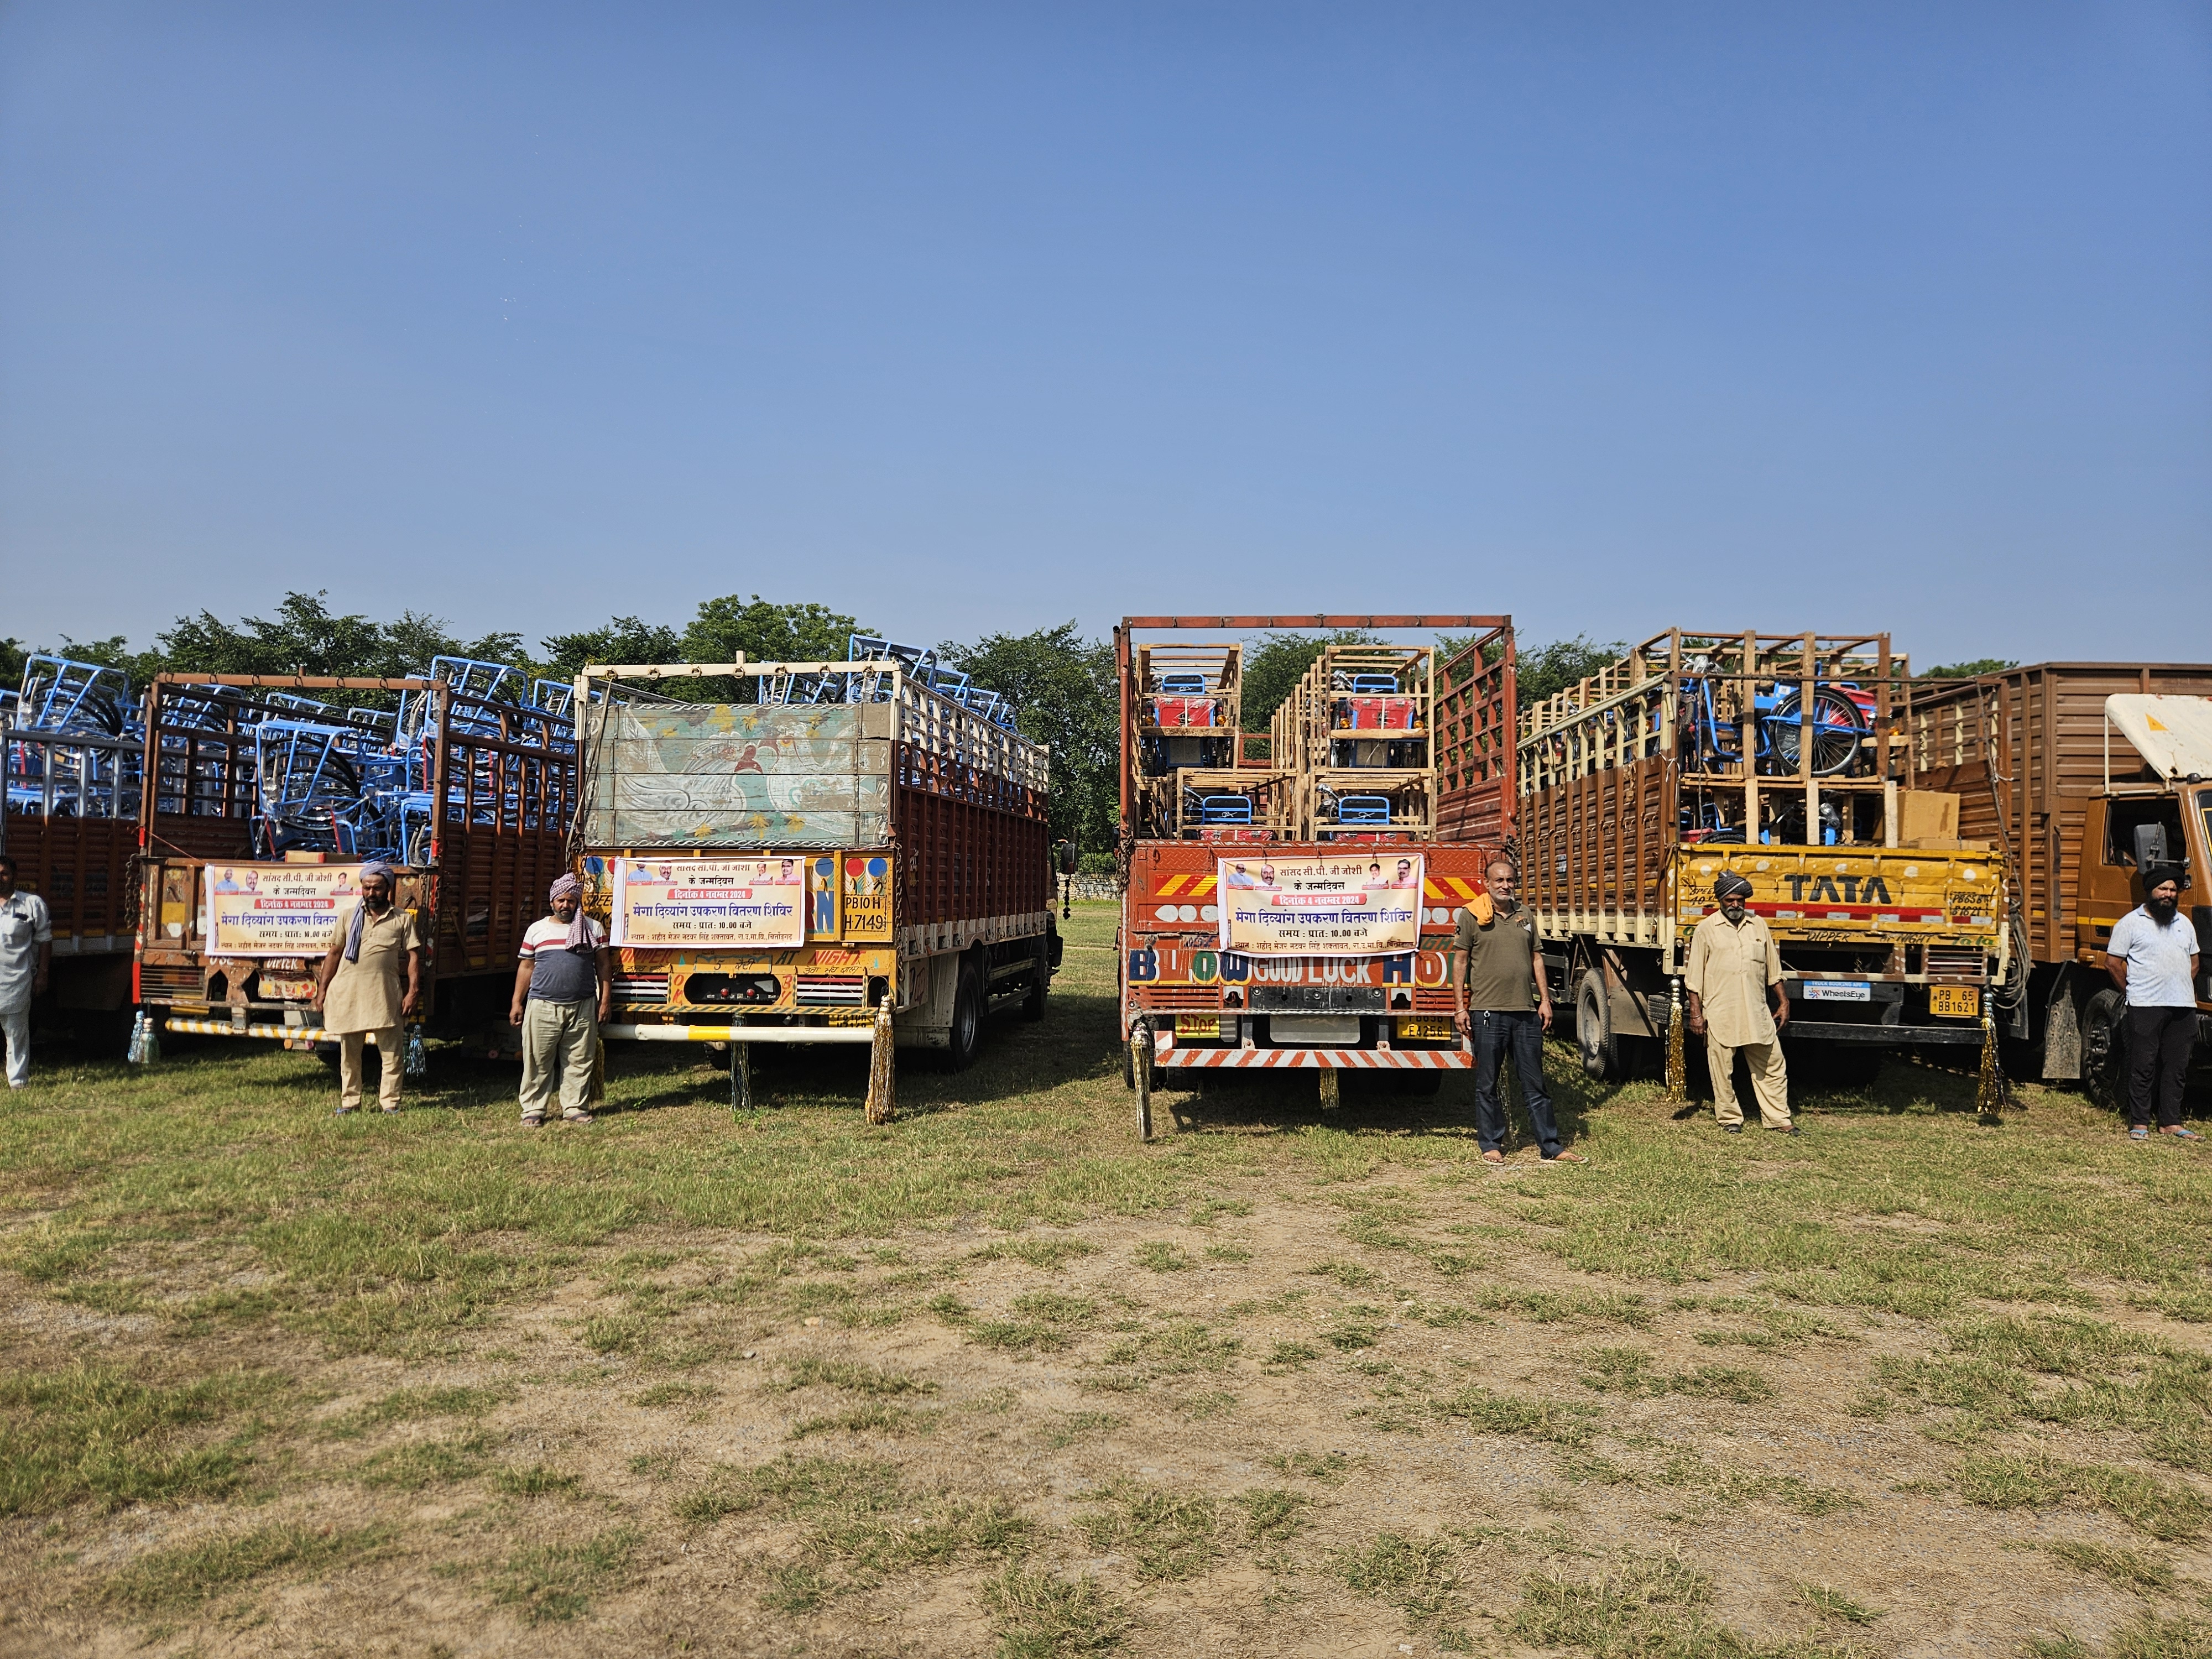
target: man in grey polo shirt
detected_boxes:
[2107,864,2202,1142]
[510,874,612,1126]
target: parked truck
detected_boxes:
[1115,614,1517,1139]
[1903,662,2212,1101]
[134,672,577,1059]
[573,651,1056,1118]
[1,656,145,1035]
[1517,629,2010,1091]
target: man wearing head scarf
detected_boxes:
[510,873,611,1126]
[2106,864,2201,1142]
[311,860,423,1114]
[1684,869,1794,1135]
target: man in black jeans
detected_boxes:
[2106,864,2203,1142]
[1453,856,1586,1166]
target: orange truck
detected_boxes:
[1114,614,1516,1138]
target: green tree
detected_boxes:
[1511,634,1627,706]
[0,638,25,694]
[542,597,864,702]
[538,617,686,683]
[1918,658,2016,680]
[682,596,859,665]
[938,623,1118,857]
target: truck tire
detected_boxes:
[1575,972,1620,1083]
[943,959,984,1072]
[2081,989,2128,1112]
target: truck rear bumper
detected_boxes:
[602,1022,875,1045]
[1781,1020,1984,1045]
[1155,1047,1472,1070]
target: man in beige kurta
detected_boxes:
[1684,870,1794,1134]
[312,860,424,1114]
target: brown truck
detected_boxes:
[1907,663,2212,1100]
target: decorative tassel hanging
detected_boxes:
[127,1011,158,1066]
[1666,979,1688,1101]
[1976,1008,2006,1120]
[404,1025,427,1080]
[865,1004,896,1124]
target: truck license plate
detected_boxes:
[1396,1018,1455,1042]
[1803,982,1870,1003]
[1931,987,1980,1018]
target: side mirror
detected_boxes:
[1056,841,1079,876]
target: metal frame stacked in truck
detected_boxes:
[1515,628,2010,1089]
[1115,614,1515,1140]
[1903,663,2212,1095]
[135,674,578,1053]
[575,656,1053,1114]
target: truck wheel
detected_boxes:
[1575,972,1620,1083]
[2081,989,2128,1112]
[943,961,984,1072]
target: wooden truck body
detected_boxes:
[1905,662,2212,1096]
[576,660,1053,1079]
[1115,615,1515,1129]
[1517,629,2010,1085]
[0,721,142,1029]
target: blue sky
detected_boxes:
[3,3,2206,667]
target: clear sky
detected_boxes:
[3,3,2207,668]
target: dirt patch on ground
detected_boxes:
[8,1165,2208,1658]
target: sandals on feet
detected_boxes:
[1542,1150,1589,1165]
[2162,1126,2203,1141]
[2129,1125,2151,1140]
[1480,1149,1505,1166]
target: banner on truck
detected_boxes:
[611,857,806,948]
[205,864,363,957]
[1217,853,1423,959]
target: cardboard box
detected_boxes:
[1897,790,1960,843]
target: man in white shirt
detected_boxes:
[2106,864,2202,1141]
[0,856,54,1089]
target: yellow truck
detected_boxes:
[1519,630,2007,1088]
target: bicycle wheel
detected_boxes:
[1767,688,1865,776]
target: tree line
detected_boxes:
[2,597,2010,870]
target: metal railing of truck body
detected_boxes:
[140,676,577,865]
[0,723,143,845]
[1115,615,1515,847]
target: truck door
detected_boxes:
[2080,795,2190,958]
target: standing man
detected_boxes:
[510,873,611,1127]
[1686,871,1794,1136]
[311,859,422,1114]
[2107,865,2202,1142]
[0,856,54,1091]
[1453,855,1585,1165]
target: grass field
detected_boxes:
[3,898,2210,1657]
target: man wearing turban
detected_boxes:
[311,859,423,1114]
[1685,868,1794,1135]
[2105,864,2201,1141]
[509,872,611,1126]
